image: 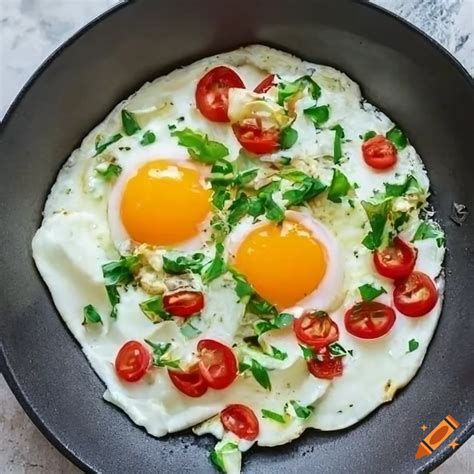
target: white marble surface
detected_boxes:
[0,0,472,472]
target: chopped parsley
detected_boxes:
[361,198,392,250]
[267,346,288,361]
[304,105,330,127]
[408,338,419,353]
[261,408,287,423]
[140,130,156,146]
[121,109,141,136]
[386,126,407,150]
[299,344,316,361]
[412,221,445,247]
[96,163,122,181]
[281,169,327,206]
[171,128,229,164]
[286,400,314,419]
[328,342,348,358]
[162,252,206,274]
[277,75,321,105]
[358,283,387,301]
[384,175,423,198]
[82,304,102,325]
[251,358,271,390]
[332,124,345,164]
[139,296,173,323]
[279,126,298,149]
[254,312,294,336]
[144,340,180,368]
[362,130,377,141]
[202,243,226,284]
[327,169,351,203]
[209,442,239,473]
[180,321,202,339]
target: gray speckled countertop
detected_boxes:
[1,1,473,472]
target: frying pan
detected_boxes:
[0,0,473,472]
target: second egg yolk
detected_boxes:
[233,220,327,310]
[120,160,211,246]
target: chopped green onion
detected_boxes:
[121,109,141,136]
[82,304,102,325]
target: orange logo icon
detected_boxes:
[415,415,459,459]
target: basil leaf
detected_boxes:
[261,408,286,423]
[268,346,288,361]
[361,198,392,249]
[172,128,229,164]
[412,221,445,247]
[386,126,408,150]
[299,344,316,361]
[247,296,278,317]
[94,133,122,156]
[140,130,156,146]
[251,359,271,390]
[358,283,387,301]
[180,322,202,339]
[363,130,377,142]
[304,105,330,126]
[202,243,226,284]
[162,252,206,274]
[280,126,298,150]
[273,312,294,328]
[328,342,348,358]
[228,192,249,226]
[277,75,321,105]
[212,187,231,210]
[96,163,122,181]
[283,174,326,206]
[332,125,345,164]
[144,340,180,368]
[408,338,419,353]
[327,169,351,203]
[288,400,314,419]
[102,256,139,286]
[139,296,173,322]
[121,109,141,136]
[105,285,120,319]
[231,271,254,302]
[82,304,102,325]
[384,175,423,198]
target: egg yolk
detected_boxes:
[234,220,327,310]
[120,160,211,245]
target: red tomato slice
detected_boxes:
[345,301,396,339]
[374,237,417,280]
[362,135,397,169]
[307,347,343,380]
[195,66,245,122]
[254,74,275,94]
[233,122,280,155]
[393,271,438,317]
[163,290,204,317]
[197,339,237,390]
[115,340,150,382]
[220,404,259,441]
[168,365,208,397]
[293,311,339,349]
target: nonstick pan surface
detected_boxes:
[1,1,473,472]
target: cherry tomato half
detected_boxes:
[254,74,275,94]
[195,66,245,122]
[163,290,204,317]
[197,339,237,390]
[293,311,339,349]
[220,404,259,441]
[115,340,151,382]
[233,122,280,155]
[307,347,343,380]
[345,301,396,339]
[362,135,397,170]
[374,237,417,280]
[168,365,208,398]
[393,271,438,317]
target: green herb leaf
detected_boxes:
[264,194,285,222]
[209,159,234,186]
[412,221,445,247]
[212,187,231,210]
[209,442,238,473]
[180,322,202,339]
[358,283,387,301]
[139,296,173,322]
[273,312,294,328]
[239,361,250,373]
[172,128,229,164]
[96,163,122,181]
[408,338,419,353]
[105,285,120,319]
[228,192,249,226]
[210,215,230,243]
[251,359,271,390]
[94,133,122,156]
[282,170,327,206]
[162,252,206,274]
[82,304,102,325]
[361,198,392,249]
[280,126,298,150]
[102,256,139,286]
[121,109,141,136]
[140,130,156,146]
[363,131,377,142]
[299,344,316,361]
[231,271,254,302]
[277,75,321,105]
[327,169,351,203]
[268,346,288,361]
[144,340,180,368]
[254,320,276,336]
[328,342,348,358]
[304,105,330,127]
[288,400,314,419]
[234,168,258,187]
[332,125,345,164]
[386,126,408,150]
[384,175,423,198]
[261,408,286,423]
[247,296,278,317]
[202,243,226,284]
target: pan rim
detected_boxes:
[0,1,472,473]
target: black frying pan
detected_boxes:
[1,1,473,472]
